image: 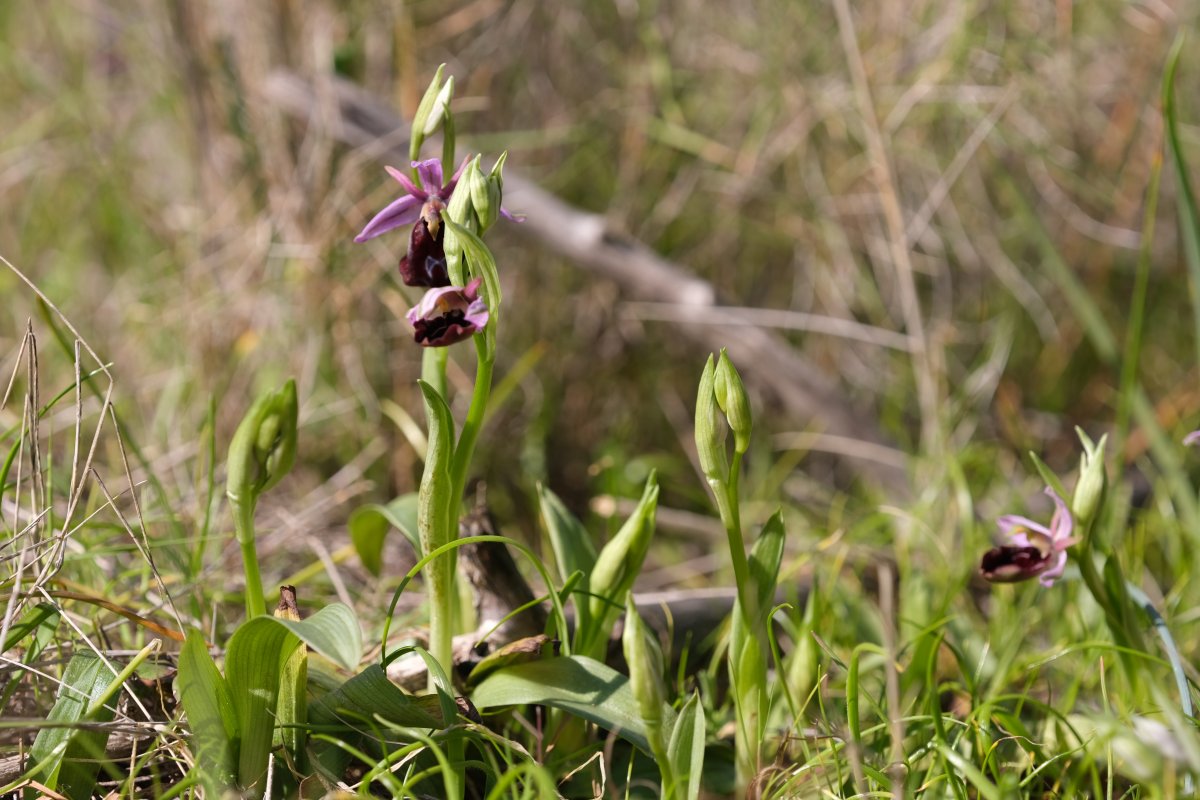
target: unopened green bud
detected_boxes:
[422,76,454,137]
[467,155,497,231]
[714,349,752,455]
[589,473,658,618]
[226,379,298,511]
[1072,428,1107,534]
[411,64,448,146]
[444,165,480,284]
[622,593,667,755]
[694,355,729,484]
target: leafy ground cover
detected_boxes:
[2,2,1200,797]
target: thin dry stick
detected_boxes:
[832,0,939,456]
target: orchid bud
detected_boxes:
[1072,428,1107,535]
[444,160,481,283]
[411,65,449,145]
[226,379,298,514]
[422,76,454,137]
[588,474,658,613]
[472,152,507,233]
[622,593,667,757]
[695,355,729,485]
[714,349,752,455]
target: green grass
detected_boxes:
[2,1,1200,797]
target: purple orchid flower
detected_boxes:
[980,486,1077,587]
[355,157,469,287]
[1185,430,1200,447]
[406,278,490,347]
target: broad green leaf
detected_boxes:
[29,652,118,799]
[176,629,236,797]
[269,602,362,673]
[537,483,597,585]
[666,692,706,800]
[349,493,420,574]
[225,617,302,795]
[309,663,443,730]
[472,655,673,755]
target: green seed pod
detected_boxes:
[714,349,752,455]
[694,355,729,485]
[226,379,298,511]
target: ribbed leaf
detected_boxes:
[270,602,362,672]
[349,493,420,574]
[225,617,302,795]
[537,483,597,585]
[667,692,706,800]
[28,652,118,799]
[309,663,443,730]
[748,511,785,623]
[176,629,236,796]
[472,655,673,755]
[2,601,59,653]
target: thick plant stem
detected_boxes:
[428,543,454,690]
[714,451,754,625]
[449,338,495,520]
[234,501,266,619]
[422,347,449,402]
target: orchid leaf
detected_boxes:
[667,692,706,800]
[28,652,118,799]
[349,493,421,573]
[472,655,674,755]
[176,629,236,797]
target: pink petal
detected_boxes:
[354,195,422,242]
[413,159,445,193]
[1038,551,1069,587]
[997,514,1050,543]
[385,165,427,199]
[1044,486,1074,545]
[1185,430,1200,447]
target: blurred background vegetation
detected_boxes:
[0,0,1196,608]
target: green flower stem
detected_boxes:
[428,531,455,687]
[422,347,448,402]
[449,337,495,520]
[234,500,266,619]
[715,451,755,625]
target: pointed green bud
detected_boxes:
[589,473,658,612]
[422,75,454,137]
[622,593,667,757]
[714,349,752,455]
[1072,428,1107,535]
[467,154,498,232]
[411,64,448,148]
[444,160,481,284]
[694,355,729,484]
[226,379,298,512]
